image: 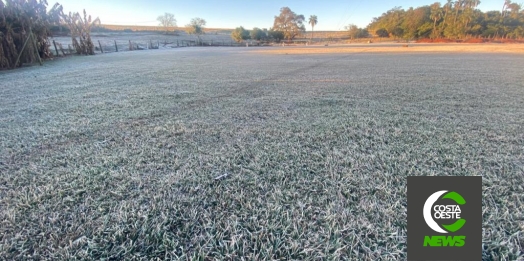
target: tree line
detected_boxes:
[230,7,319,43]
[368,0,524,39]
[231,1,524,42]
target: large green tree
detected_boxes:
[402,6,432,39]
[272,7,306,40]
[368,7,405,38]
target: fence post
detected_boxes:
[68,44,72,55]
[129,40,133,51]
[114,40,118,52]
[14,33,33,67]
[158,41,160,49]
[30,33,42,65]
[59,44,66,56]
[52,40,59,56]
[98,40,104,53]
[177,40,179,47]
[150,40,153,49]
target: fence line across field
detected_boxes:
[50,38,259,56]
[49,37,394,57]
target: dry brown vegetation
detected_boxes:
[62,10,101,55]
[0,0,62,69]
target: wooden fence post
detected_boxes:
[114,40,118,52]
[31,32,42,65]
[68,44,72,55]
[15,33,33,67]
[58,43,66,56]
[129,40,133,51]
[98,40,104,53]
[53,40,59,56]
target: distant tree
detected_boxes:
[376,28,389,37]
[461,0,481,35]
[185,17,206,43]
[346,24,368,39]
[231,26,250,42]
[157,13,176,34]
[347,24,358,39]
[273,7,306,40]
[430,2,443,38]
[250,27,266,41]
[268,29,284,42]
[440,0,453,36]
[308,15,318,41]
[402,6,431,40]
[368,7,405,39]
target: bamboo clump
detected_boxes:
[1,1,100,70]
[0,0,62,70]
[62,9,101,55]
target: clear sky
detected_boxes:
[55,0,503,30]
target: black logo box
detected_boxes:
[408,176,482,261]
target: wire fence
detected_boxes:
[48,37,399,57]
[49,38,273,56]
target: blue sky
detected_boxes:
[56,0,503,30]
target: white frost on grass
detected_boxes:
[1,47,523,260]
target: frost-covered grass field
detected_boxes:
[1,46,523,260]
